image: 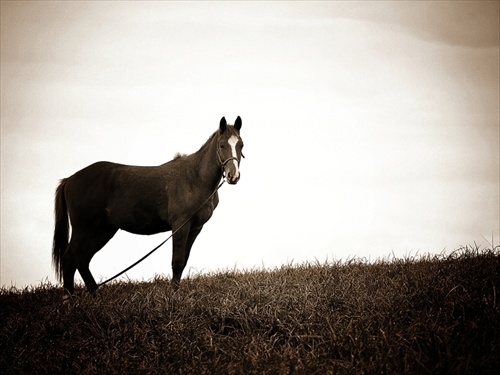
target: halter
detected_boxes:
[216,135,242,174]
[217,150,238,179]
[217,151,239,168]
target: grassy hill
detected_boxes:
[1,246,499,374]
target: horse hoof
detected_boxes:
[171,280,180,292]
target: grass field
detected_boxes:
[1,246,499,374]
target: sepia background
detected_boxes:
[1,1,499,288]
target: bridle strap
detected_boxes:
[219,154,239,167]
[216,138,240,169]
[217,151,238,179]
[216,133,244,178]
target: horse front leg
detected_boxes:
[171,224,191,290]
[171,224,204,290]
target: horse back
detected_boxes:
[63,162,168,231]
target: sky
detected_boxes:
[1,1,499,289]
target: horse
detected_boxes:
[52,116,244,295]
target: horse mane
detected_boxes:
[199,125,238,149]
[173,152,187,160]
[174,125,237,161]
[200,130,219,149]
[174,130,219,160]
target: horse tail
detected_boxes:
[52,179,69,282]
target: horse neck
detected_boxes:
[193,133,222,190]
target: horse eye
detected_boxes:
[220,144,224,149]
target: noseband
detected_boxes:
[216,135,243,172]
[216,146,239,169]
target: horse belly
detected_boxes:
[122,221,171,235]
[107,205,171,235]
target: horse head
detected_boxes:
[217,116,244,184]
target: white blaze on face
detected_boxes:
[228,135,240,179]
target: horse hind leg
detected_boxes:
[64,224,118,295]
[61,243,99,298]
[78,259,98,293]
[61,242,78,296]
[81,225,118,293]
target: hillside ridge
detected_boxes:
[1,246,499,374]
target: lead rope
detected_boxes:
[96,178,226,288]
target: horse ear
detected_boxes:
[219,117,227,133]
[234,116,242,131]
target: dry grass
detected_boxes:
[1,245,499,374]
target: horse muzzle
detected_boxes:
[226,169,240,184]
[223,159,240,184]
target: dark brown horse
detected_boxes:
[52,116,244,295]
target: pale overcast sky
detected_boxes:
[1,1,499,288]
